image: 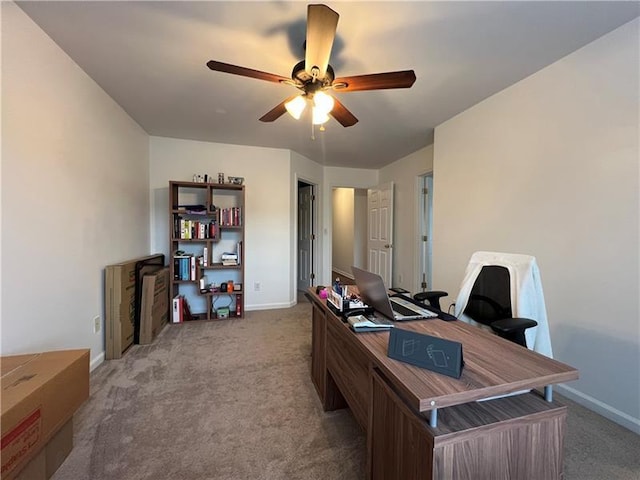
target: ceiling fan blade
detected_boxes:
[333,70,417,92]
[305,4,339,79]
[330,97,358,127]
[207,60,290,84]
[259,96,298,122]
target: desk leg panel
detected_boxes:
[311,301,327,401]
[370,369,435,480]
[326,317,371,430]
[434,412,566,480]
[433,393,568,479]
[370,369,567,480]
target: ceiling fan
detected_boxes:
[206,4,416,128]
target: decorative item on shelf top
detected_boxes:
[191,174,229,184]
[227,176,244,185]
[192,174,209,183]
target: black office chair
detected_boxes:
[460,265,537,347]
[414,266,537,348]
[413,290,449,311]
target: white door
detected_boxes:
[367,182,394,286]
[297,184,314,291]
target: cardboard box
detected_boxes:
[14,419,73,480]
[105,254,163,359]
[139,267,170,344]
[1,350,89,479]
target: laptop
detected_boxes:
[351,266,437,321]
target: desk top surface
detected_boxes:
[311,290,578,412]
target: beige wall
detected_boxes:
[1,3,150,367]
[433,19,639,433]
[149,136,293,311]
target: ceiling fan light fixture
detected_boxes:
[312,107,330,125]
[285,95,307,120]
[313,91,334,115]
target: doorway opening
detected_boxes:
[297,180,317,294]
[331,187,367,285]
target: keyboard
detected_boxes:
[390,297,438,318]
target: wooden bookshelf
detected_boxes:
[169,180,245,321]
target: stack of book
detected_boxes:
[221,252,238,266]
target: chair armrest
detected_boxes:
[413,291,448,310]
[490,317,538,336]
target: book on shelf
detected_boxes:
[173,255,197,281]
[172,294,195,322]
[217,207,242,226]
[174,218,217,240]
[347,314,394,333]
[172,295,183,323]
[183,296,194,321]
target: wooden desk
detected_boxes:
[308,290,579,480]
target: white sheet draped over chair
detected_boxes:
[454,251,553,358]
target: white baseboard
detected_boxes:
[245,301,296,311]
[90,352,105,372]
[556,383,640,434]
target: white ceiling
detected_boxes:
[16,1,640,169]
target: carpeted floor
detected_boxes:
[53,301,639,480]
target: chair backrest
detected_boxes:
[464,265,512,326]
[455,251,553,358]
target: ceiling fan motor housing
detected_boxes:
[292,60,334,94]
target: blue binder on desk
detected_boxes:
[387,328,464,379]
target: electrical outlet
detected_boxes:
[254,281,261,292]
[93,315,101,334]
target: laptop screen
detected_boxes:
[351,266,396,320]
